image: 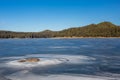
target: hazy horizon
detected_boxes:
[0,0,120,32]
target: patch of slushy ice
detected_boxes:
[7,71,119,80]
[1,54,96,68]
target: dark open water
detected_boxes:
[0,38,120,80]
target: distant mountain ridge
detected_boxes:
[0,22,120,38]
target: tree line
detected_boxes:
[0,22,120,38]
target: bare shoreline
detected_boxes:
[50,37,120,39]
[0,37,120,39]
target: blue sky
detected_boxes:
[0,0,120,32]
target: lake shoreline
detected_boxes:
[0,37,120,39]
[51,37,120,39]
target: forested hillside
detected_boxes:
[0,22,120,38]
